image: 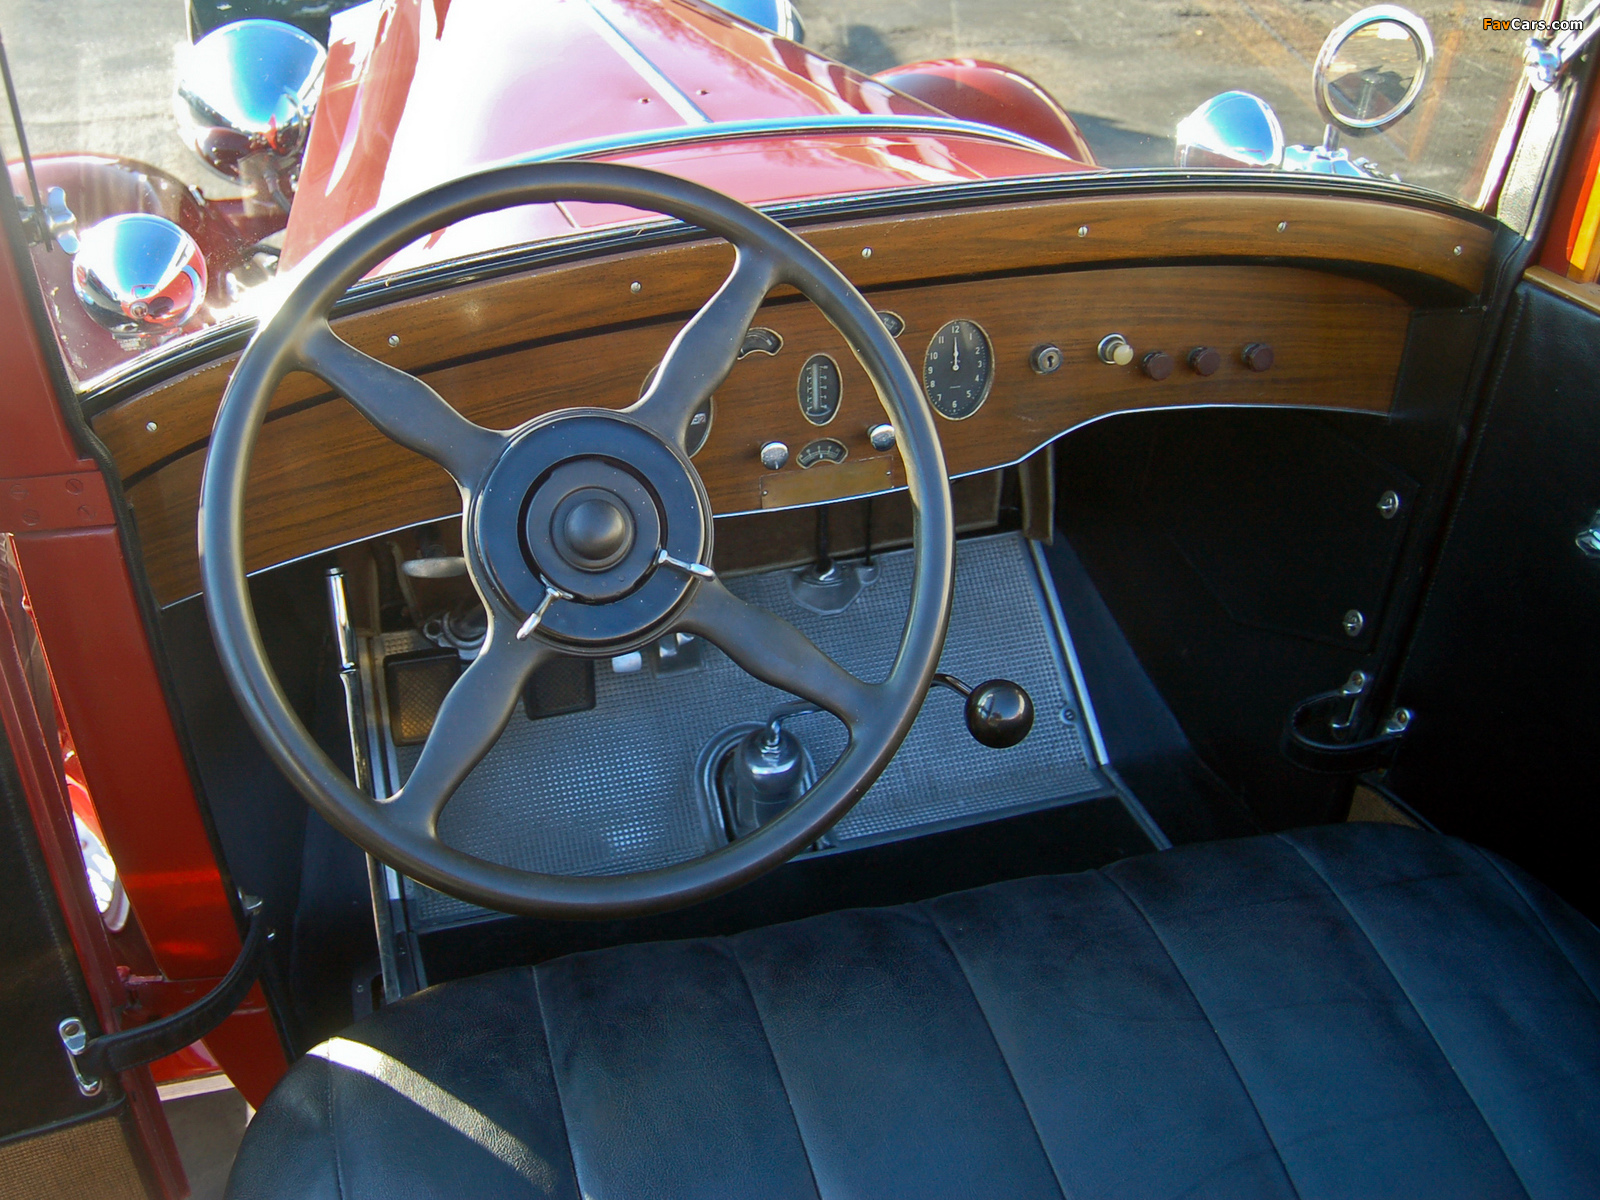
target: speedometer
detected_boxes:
[923,319,994,420]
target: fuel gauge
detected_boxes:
[797,353,842,425]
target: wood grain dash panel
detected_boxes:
[93,190,1487,482]
[125,262,1409,605]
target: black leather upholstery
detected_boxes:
[228,824,1600,1198]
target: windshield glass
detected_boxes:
[0,0,1540,389]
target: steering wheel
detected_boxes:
[199,163,955,918]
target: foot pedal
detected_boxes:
[524,655,596,720]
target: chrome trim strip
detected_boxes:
[1027,539,1172,851]
[515,114,1070,166]
[580,0,711,126]
[1026,538,1109,769]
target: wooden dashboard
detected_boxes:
[89,190,1494,606]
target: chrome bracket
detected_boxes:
[57,1017,103,1097]
[1577,510,1600,558]
[1524,0,1600,92]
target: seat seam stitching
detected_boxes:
[1468,842,1600,1010]
[723,942,825,1200]
[922,906,1072,1200]
[326,1056,347,1200]
[1102,870,1303,1200]
[530,966,585,1200]
[1278,833,1532,1200]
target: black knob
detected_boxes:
[965,680,1035,748]
[1242,342,1274,372]
[1141,350,1173,381]
[1188,346,1221,376]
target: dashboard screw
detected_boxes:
[1078,225,1088,237]
[1377,490,1402,519]
[861,247,873,258]
[1453,245,1463,256]
[1342,609,1366,638]
[630,281,642,293]
[1277,221,1288,232]
[145,421,158,433]
[387,334,400,348]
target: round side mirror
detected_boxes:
[72,214,208,345]
[1313,5,1433,135]
[1175,91,1285,169]
[175,19,327,204]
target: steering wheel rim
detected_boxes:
[199,162,955,918]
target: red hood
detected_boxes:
[281,0,1085,269]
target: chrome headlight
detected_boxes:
[1175,91,1285,170]
[175,19,327,193]
[72,214,208,343]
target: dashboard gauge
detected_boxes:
[923,319,994,420]
[797,438,848,468]
[877,310,905,337]
[797,353,842,425]
[739,327,783,359]
[639,365,713,456]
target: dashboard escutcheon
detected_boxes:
[923,319,994,420]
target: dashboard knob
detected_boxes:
[1141,350,1174,380]
[867,423,896,452]
[1030,344,1063,374]
[1242,342,1275,372]
[1097,334,1134,366]
[1188,346,1222,376]
[759,441,789,470]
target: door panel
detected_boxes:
[1387,274,1600,919]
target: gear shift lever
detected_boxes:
[932,674,1035,748]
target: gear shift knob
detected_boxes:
[934,674,1035,748]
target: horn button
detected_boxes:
[474,412,710,648]
[522,461,660,601]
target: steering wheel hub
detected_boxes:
[475,410,709,647]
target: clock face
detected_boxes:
[923,320,994,420]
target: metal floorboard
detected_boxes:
[396,532,1108,930]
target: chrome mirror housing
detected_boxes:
[1279,6,1432,181]
[1174,91,1285,169]
[1312,5,1433,136]
[71,214,208,348]
[175,19,327,209]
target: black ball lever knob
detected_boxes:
[934,674,1035,748]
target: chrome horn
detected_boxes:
[1174,91,1285,169]
[72,214,208,348]
[175,19,327,209]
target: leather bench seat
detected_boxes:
[227,824,1600,1198]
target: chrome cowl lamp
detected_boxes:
[175,19,327,209]
[72,213,208,348]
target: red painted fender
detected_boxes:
[873,59,1096,166]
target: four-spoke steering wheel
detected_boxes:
[199,163,954,918]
